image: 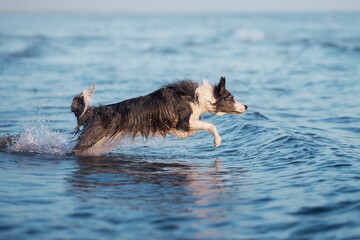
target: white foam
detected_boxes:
[7,120,73,156]
[235,29,265,42]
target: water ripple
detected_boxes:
[0,12,360,240]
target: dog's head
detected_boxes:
[212,77,247,115]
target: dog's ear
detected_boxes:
[216,77,226,95]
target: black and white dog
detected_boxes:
[71,77,247,156]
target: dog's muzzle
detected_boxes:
[234,101,247,114]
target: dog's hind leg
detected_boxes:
[169,129,197,139]
[188,120,221,148]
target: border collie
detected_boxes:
[71,77,247,156]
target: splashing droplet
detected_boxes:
[4,120,73,155]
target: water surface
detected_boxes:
[0,13,360,239]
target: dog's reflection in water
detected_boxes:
[67,155,226,219]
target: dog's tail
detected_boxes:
[71,82,94,135]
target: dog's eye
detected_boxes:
[226,95,234,101]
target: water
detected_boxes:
[1,13,360,239]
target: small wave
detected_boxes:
[2,120,73,155]
[246,111,269,120]
[322,116,360,124]
[235,29,265,42]
[143,46,179,55]
[6,44,42,59]
[319,41,360,54]
[291,200,357,216]
[1,34,48,59]
[335,127,360,134]
[277,37,360,54]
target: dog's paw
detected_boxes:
[187,131,197,137]
[214,135,221,148]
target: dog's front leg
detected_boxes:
[189,120,221,148]
[169,129,197,139]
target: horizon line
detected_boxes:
[0,9,360,14]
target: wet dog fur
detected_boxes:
[71,77,247,156]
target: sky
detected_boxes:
[0,0,359,13]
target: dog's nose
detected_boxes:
[245,105,248,110]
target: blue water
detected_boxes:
[1,13,360,239]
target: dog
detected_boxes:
[70,77,247,156]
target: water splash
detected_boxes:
[2,120,73,156]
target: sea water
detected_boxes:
[0,13,360,239]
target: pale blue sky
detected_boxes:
[0,0,359,13]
